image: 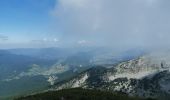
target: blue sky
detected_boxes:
[0,0,170,49]
[0,0,59,48]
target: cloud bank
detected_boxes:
[0,34,8,41]
[52,0,170,49]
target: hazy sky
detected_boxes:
[0,0,170,49]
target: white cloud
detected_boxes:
[43,38,47,42]
[52,0,170,49]
[54,38,59,42]
[78,40,87,44]
[32,38,59,43]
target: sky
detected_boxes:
[0,0,57,48]
[0,0,170,49]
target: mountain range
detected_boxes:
[50,51,170,100]
[1,47,168,100]
[0,47,143,100]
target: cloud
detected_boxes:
[78,40,87,44]
[31,38,59,44]
[52,0,170,49]
[0,34,8,41]
[54,38,59,42]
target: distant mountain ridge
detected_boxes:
[0,48,146,100]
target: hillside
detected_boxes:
[14,88,154,100]
[52,52,170,100]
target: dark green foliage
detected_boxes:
[86,66,107,87]
[15,88,155,100]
